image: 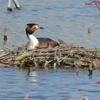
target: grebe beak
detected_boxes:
[39,26,44,29]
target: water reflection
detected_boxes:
[0,67,100,100]
[27,70,37,83]
[18,67,38,84]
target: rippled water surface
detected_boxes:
[0,68,100,100]
[0,0,100,100]
[0,0,100,48]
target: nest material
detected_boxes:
[0,43,100,69]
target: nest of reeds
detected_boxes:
[0,42,100,69]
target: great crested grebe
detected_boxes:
[25,23,59,50]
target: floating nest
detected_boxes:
[0,42,100,70]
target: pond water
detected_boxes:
[0,0,100,100]
[0,0,100,48]
[0,68,100,100]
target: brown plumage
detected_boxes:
[37,37,59,49]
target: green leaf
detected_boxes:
[15,53,32,61]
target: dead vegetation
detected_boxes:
[0,43,100,70]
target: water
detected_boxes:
[0,0,100,48]
[0,0,100,100]
[0,68,100,100]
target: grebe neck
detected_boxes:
[28,34,39,47]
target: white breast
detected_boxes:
[27,34,39,50]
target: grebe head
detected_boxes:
[26,23,39,35]
[25,23,44,35]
